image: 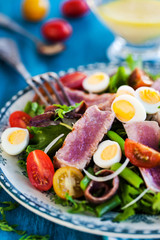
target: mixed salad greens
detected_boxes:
[1,56,160,222]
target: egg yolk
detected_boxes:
[113,100,135,122]
[139,89,160,104]
[101,144,118,160]
[8,130,27,145]
[88,75,104,85]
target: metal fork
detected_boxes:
[0,38,71,106]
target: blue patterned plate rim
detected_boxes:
[0,62,160,239]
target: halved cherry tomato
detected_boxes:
[125,138,160,168]
[128,68,153,90]
[53,166,84,199]
[27,150,54,191]
[41,19,72,42]
[61,0,89,18]
[60,72,87,90]
[9,111,31,128]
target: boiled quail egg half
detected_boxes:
[116,85,135,97]
[111,94,146,123]
[135,87,160,114]
[1,127,29,155]
[82,72,109,93]
[93,140,122,168]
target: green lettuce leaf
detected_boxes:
[24,101,45,117]
[108,66,129,93]
[126,54,142,71]
[27,125,71,155]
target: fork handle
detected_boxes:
[0,13,40,44]
[15,62,31,80]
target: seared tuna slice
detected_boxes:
[124,121,160,151]
[54,105,115,169]
[64,87,115,110]
[33,86,115,111]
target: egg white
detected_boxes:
[1,127,29,155]
[93,140,122,168]
[117,85,135,97]
[82,72,109,93]
[111,94,146,123]
[135,87,160,114]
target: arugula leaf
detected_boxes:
[0,201,26,235]
[114,206,135,222]
[152,192,160,212]
[53,102,82,120]
[0,201,19,212]
[0,189,50,238]
[108,66,129,93]
[19,234,50,240]
[27,125,71,155]
[24,101,45,117]
[126,54,142,71]
[65,193,95,215]
[53,193,95,215]
[0,219,25,235]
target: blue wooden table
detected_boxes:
[0,0,114,239]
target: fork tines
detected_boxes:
[27,72,72,107]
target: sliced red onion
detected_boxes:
[83,158,130,182]
[60,122,73,130]
[121,187,150,210]
[44,134,64,154]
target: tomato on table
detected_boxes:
[9,111,31,128]
[53,166,84,199]
[27,150,54,191]
[125,138,160,168]
[22,0,49,22]
[61,0,89,18]
[41,19,72,42]
[60,72,87,90]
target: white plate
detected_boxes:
[0,62,160,239]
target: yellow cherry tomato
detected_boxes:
[53,166,84,199]
[22,0,49,22]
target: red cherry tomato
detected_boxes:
[125,138,160,168]
[41,19,72,41]
[128,68,153,90]
[27,150,54,191]
[9,111,31,128]
[61,0,89,18]
[60,72,87,90]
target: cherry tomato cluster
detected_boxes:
[22,0,89,42]
[42,0,89,42]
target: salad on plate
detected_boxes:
[1,57,160,222]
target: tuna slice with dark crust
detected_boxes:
[54,105,115,169]
[124,121,160,192]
